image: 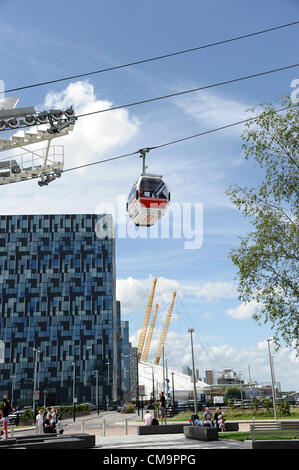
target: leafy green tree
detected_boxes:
[226,98,299,349]
[224,386,241,401]
[263,397,273,411]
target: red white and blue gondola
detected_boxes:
[127,174,170,226]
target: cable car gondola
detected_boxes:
[127,148,170,226]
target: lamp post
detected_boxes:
[105,361,110,410]
[171,372,175,414]
[72,362,76,422]
[188,328,198,415]
[33,348,40,420]
[85,346,92,400]
[267,339,277,420]
[94,370,99,415]
[10,375,16,410]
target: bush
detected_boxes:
[277,399,291,416]
[20,409,33,424]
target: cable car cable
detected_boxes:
[1,62,297,134]
[75,63,299,119]
[62,103,297,174]
[1,20,298,95]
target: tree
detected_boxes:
[224,386,241,401]
[226,98,298,349]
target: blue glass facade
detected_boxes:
[0,214,122,407]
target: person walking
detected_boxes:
[36,409,44,434]
[159,391,167,425]
[2,397,12,440]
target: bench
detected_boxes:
[0,433,96,449]
[250,421,299,441]
[184,425,218,441]
[138,423,192,435]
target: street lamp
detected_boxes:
[93,370,99,415]
[188,328,198,415]
[105,361,110,410]
[267,339,277,420]
[171,372,175,413]
[33,348,40,420]
[72,362,76,422]
[10,375,16,410]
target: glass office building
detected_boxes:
[0,214,123,408]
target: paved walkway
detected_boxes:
[95,433,248,449]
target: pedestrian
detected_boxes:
[43,414,53,433]
[1,396,12,440]
[218,412,226,432]
[144,410,153,426]
[50,408,57,433]
[36,409,44,434]
[56,416,64,435]
[203,407,214,427]
[159,391,167,425]
[214,407,222,430]
[46,407,52,420]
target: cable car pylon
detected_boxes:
[154,291,176,365]
[142,303,159,363]
[137,277,157,361]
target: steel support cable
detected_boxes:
[1,20,298,95]
[1,63,298,136]
[62,104,298,174]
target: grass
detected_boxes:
[165,408,299,422]
[218,432,250,441]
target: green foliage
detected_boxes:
[226,97,299,348]
[252,398,261,412]
[20,408,33,424]
[224,386,241,401]
[124,404,135,414]
[263,398,273,411]
[277,398,291,415]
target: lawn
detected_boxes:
[165,408,299,422]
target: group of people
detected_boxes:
[36,407,64,434]
[143,391,168,426]
[191,407,226,431]
[143,393,226,432]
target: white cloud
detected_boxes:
[195,282,237,301]
[116,275,238,315]
[225,301,261,320]
[175,89,252,135]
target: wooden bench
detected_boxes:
[250,421,299,441]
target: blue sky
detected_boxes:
[0,0,298,390]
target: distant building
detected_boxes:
[215,368,244,385]
[182,366,192,376]
[120,320,130,400]
[129,345,138,400]
[205,369,215,385]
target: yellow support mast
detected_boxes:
[154,292,176,365]
[137,277,157,361]
[142,303,159,362]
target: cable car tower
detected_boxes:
[0,97,76,187]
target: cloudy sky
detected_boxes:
[0,0,298,390]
